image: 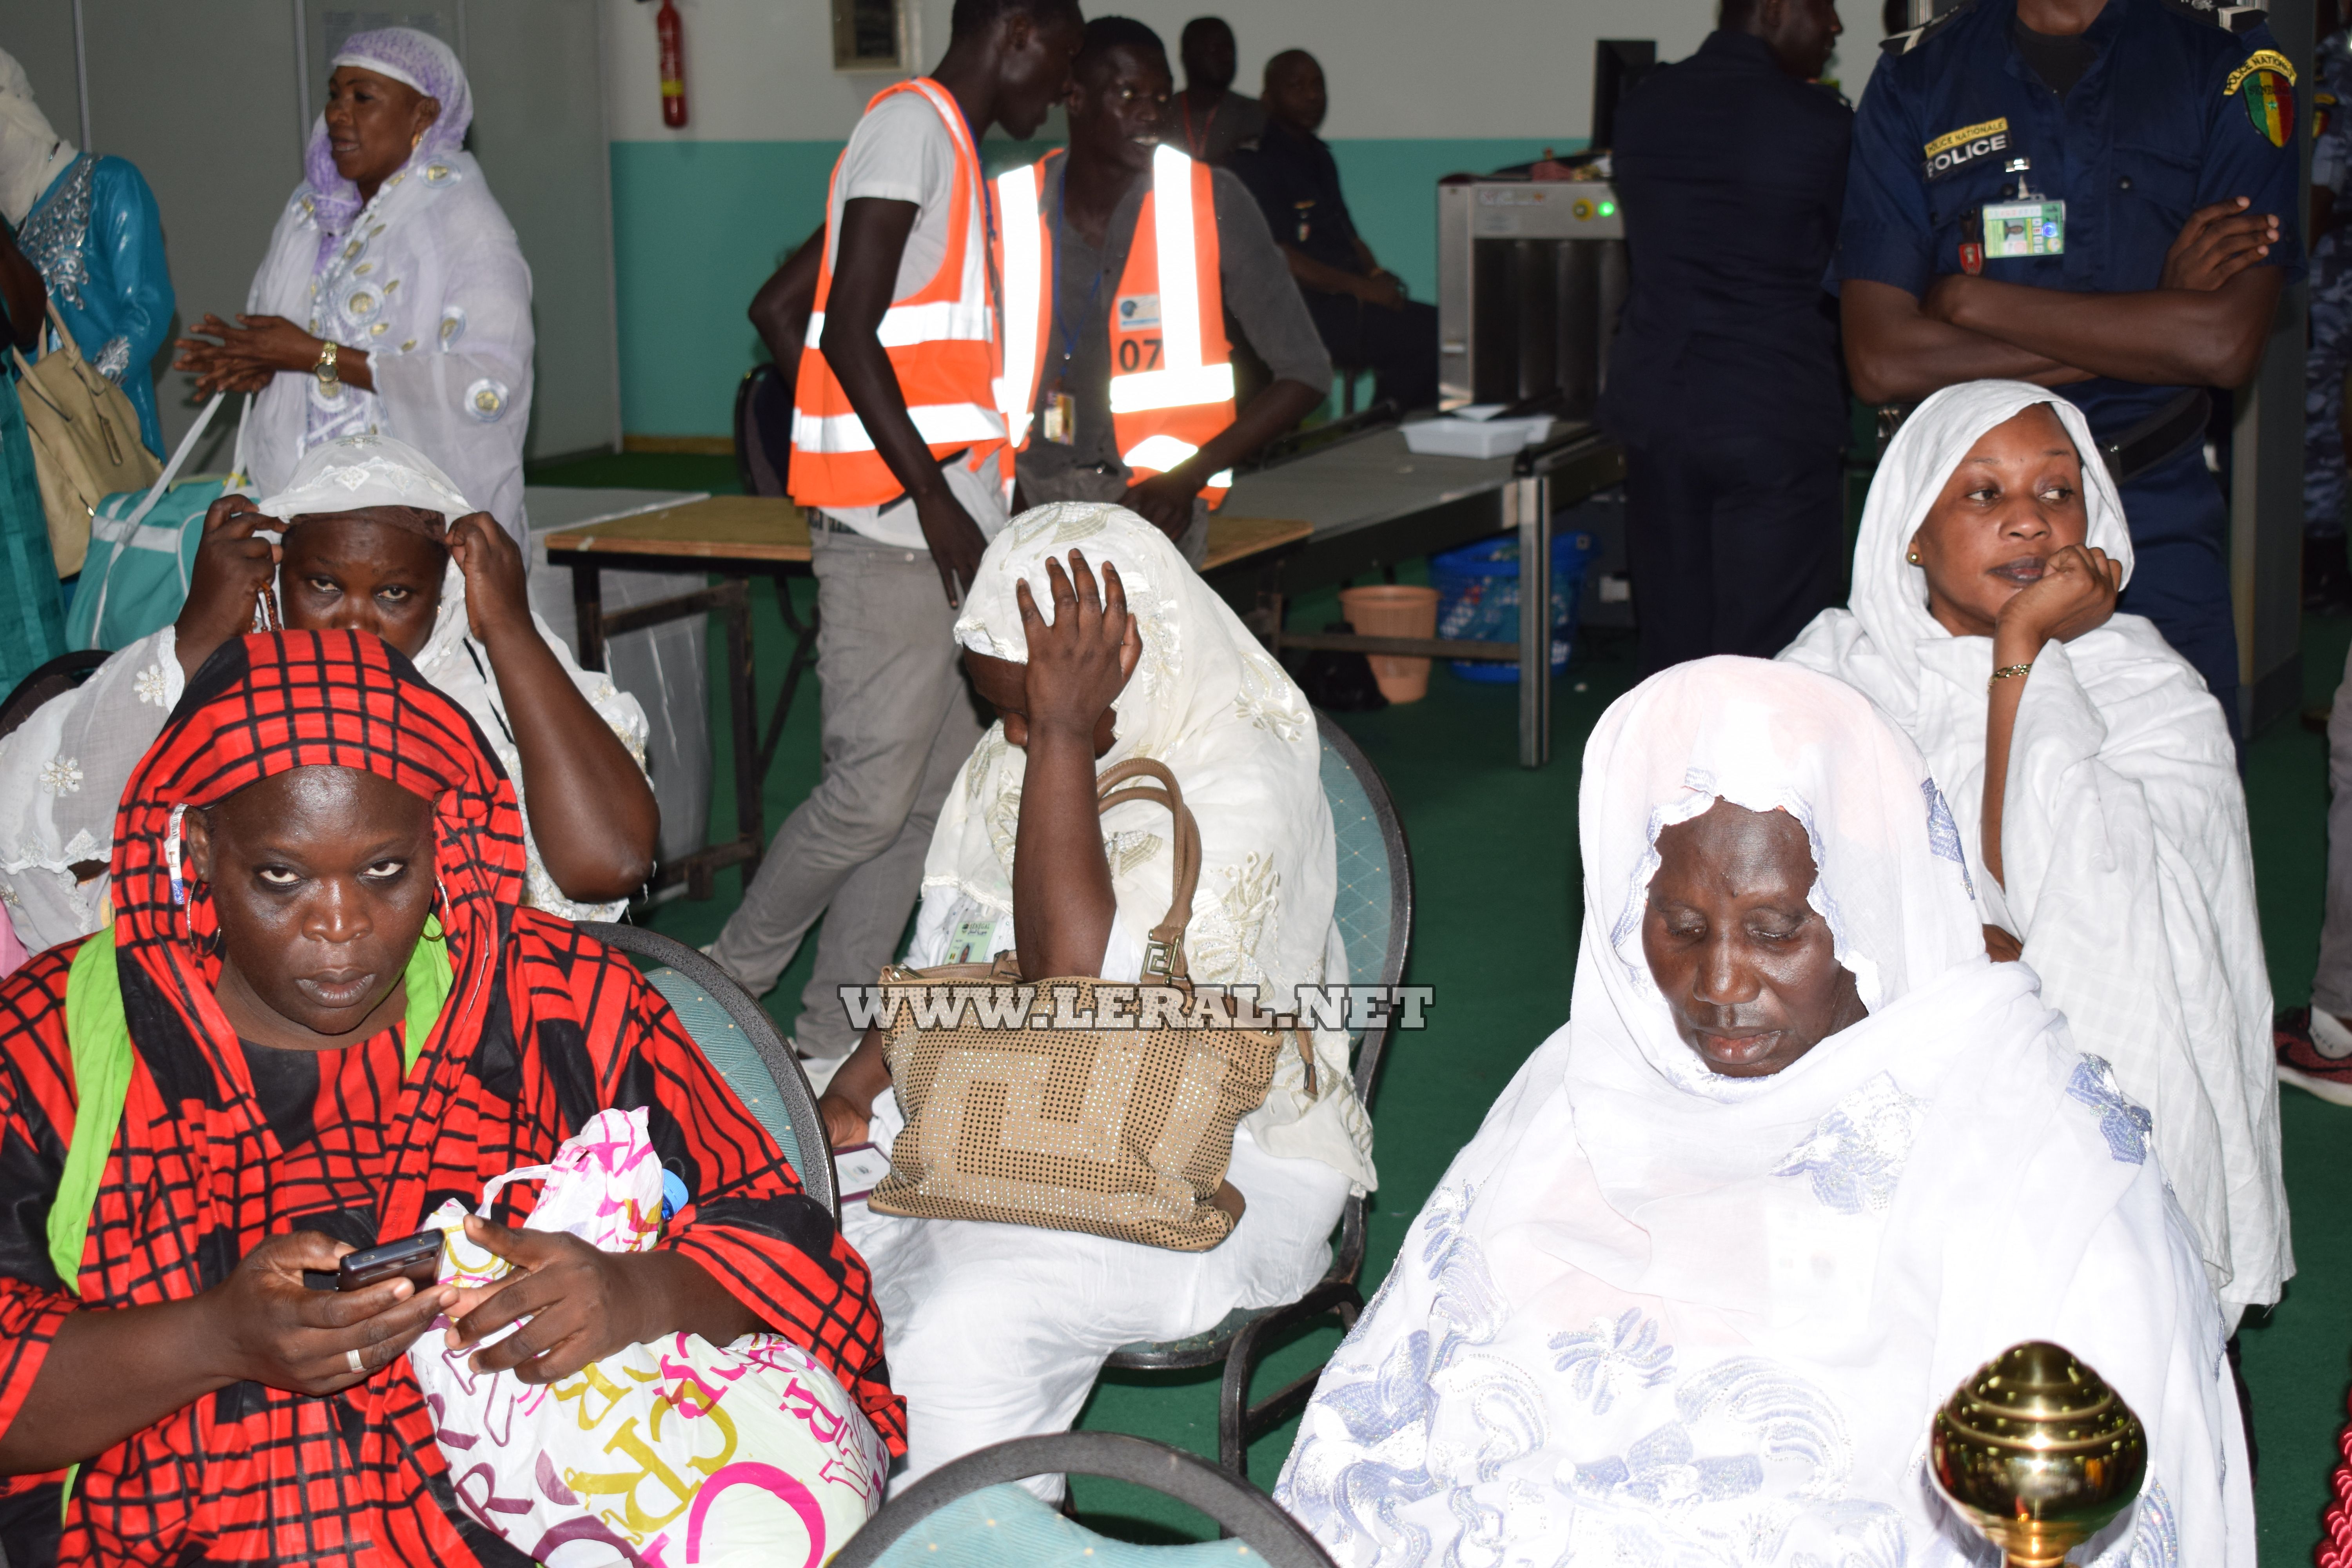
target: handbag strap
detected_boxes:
[1093,757,1203,981]
[38,296,82,371]
[229,394,252,488]
[121,392,227,530]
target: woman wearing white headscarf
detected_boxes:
[1779,380,2287,1321]
[174,28,533,539]
[0,434,649,963]
[817,502,1376,1495]
[1278,657,2250,1566]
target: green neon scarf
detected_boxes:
[47,920,452,1294]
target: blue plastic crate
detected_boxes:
[1431,530,1602,683]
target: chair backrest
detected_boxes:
[734,362,794,498]
[0,650,111,743]
[1314,711,1412,1107]
[578,921,837,1218]
[837,1432,1336,1568]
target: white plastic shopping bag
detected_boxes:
[408,1107,889,1565]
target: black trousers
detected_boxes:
[1623,435,1845,676]
[1304,291,1440,411]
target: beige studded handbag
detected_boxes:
[866,758,1315,1252]
[13,300,160,577]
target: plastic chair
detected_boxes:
[838,1432,1337,1568]
[578,921,836,1218]
[1096,711,1412,1482]
[0,650,111,742]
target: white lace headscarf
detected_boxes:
[940,502,1332,1000]
[924,502,1374,1186]
[1277,657,2247,1565]
[258,435,646,920]
[0,436,645,949]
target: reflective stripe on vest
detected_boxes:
[1109,145,1235,506]
[993,161,1051,452]
[789,77,1007,511]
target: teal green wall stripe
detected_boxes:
[612,135,1584,436]
[611,140,840,437]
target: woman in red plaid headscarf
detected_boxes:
[0,629,902,1566]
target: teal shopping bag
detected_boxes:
[67,394,246,652]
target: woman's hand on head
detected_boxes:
[208,1230,454,1396]
[175,496,281,678]
[1016,551,1142,752]
[446,512,532,645]
[1992,543,2121,658]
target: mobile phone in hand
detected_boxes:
[337,1229,445,1292]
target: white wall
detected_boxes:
[597,0,1867,145]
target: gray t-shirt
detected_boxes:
[816,88,1010,550]
[1016,160,1331,491]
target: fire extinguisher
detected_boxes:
[647,0,687,128]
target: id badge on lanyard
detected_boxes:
[1961,154,2065,274]
[1040,387,1077,445]
[1982,199,2066,259]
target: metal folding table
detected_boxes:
[1218,421,1626,766]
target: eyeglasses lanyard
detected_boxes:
[1050,166,1107,390]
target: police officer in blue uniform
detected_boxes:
[1839,0,2302,733]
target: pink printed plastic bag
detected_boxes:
[409,1107,888,1566]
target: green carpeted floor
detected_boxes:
[536,451,2352,1558]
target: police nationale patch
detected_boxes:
[2223,47,2298,94]
[1923,117,2010,181]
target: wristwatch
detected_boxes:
[314,340,340,392]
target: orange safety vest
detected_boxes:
[1000,144,1238,508]
[791,78,1007,511]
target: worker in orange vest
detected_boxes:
[706,0,1083,1069]
[998,16,1330,564]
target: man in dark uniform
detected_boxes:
[1599,0,1852,674]
[1230,49,1440,410]
[1839,0,2300,732]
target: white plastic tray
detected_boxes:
[1400,415,1555,459]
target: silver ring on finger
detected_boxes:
[346,1347,366,1376]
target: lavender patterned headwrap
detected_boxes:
[301,27,473,266]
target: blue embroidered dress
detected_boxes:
[16,152,174,459]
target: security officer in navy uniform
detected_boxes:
[1601,0,1851,675]
[1839,0,2302,735]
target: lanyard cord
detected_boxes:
[1179,94,1218,158]
[1049,165,1108,390]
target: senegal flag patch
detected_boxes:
[2225,47,2297,147]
